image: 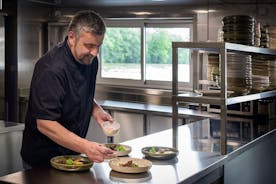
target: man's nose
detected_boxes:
[90,47,99,56]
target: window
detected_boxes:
[101,27,141,80]
[99,19,193,89]
[145,26,190,82]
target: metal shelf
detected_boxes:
[172,42,276,56]
[176,94,224,105]
[172,41,276,155]
[176,90,276,106]
[226,90,276,105]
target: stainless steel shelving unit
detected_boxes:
[172,42,276,155]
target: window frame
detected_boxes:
[98,18,194,90]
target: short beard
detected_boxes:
[80,55,96,65]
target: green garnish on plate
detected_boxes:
[116,145,126,151]
[131,162,139,167]
[149,147,156,154]
[66,158,74,165]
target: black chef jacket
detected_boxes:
[21,37,98,166]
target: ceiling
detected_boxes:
[22,0,276,21]
[28,0,213,7]
[27,0,276,8]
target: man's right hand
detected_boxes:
[37,119,114,163]
[83,141,114,163]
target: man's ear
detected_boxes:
[68,31,74,37]
[67,31,76,46]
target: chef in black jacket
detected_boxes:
[21,10,114,167]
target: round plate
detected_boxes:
[141,146,179,160]
[104,143,132,156]
[50,155,93,171]
[109,157,152,174]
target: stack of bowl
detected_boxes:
[260,26,269,48]
[222,15,255,46]
[268,58,276,90]
[254,20,261,47]
[251,55,270,92]
[268,26,276,49]
[227,52,252,95]
[207,53,220,86]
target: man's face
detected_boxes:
[68,31,104,65]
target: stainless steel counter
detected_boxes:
[1,119,265,184]
[0,119,276,184]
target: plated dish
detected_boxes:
[104,143,132,156]
[50,155,93,171]
[109,157,152,174]
[141,146,179,160]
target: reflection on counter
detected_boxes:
[109,170,152,183]
[142,157,178,165]
[189,117,275,153]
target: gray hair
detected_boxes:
[68,10,106,37]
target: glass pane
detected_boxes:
[145,27,190,82]
[101,27,141,80]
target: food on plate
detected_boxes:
[142,146,179,160]
[66,158,74,165]
[109,157,152,173]
[149,147,174,154]
[50,155,93,171]
[56,156,90,166]
[104,143,131,157]
[106,144,126,151]
[115,145,126,151]
[119,160,139,167]
[149,147,156,154]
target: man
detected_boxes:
[21,10,114,167]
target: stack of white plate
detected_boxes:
[227,52,252,95]
[251,56,270,92]
[268,58,276,90]
[260,26,269,48]
[254,20,261,47]
[268,26,276,49]
[252,75,270,92]
[222,15,255,46]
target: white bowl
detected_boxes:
[102,121,120,136]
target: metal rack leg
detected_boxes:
[172,97,179,149]
[107,136,114,143]
[221,104,227,155]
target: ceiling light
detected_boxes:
[132,11,153,15]
[194,9,216,14]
